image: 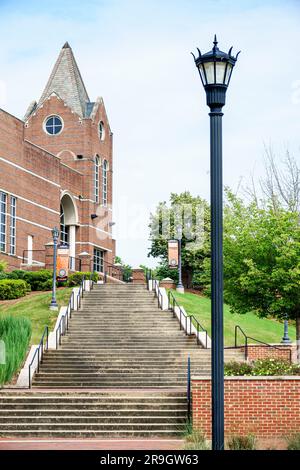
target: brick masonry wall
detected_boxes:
[245,344,293,362]
[0,92,115,270]
[192,377,300,438]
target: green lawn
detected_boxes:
[170,290,296,346]
[0,288,72,344]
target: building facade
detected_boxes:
[0,42,115,272]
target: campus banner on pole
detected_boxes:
[56,246,69,281]
[168,239,179,269]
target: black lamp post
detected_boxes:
[176,225,184,293]
[192,36,239,450]
[281,314,292,345]
[49,226,59,310]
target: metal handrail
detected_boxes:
[187,355,191,422]
[22,249,46,265]
[168,290,208,348]
[28,326,48,389]
[153,279,163,309]
[56,277,85,349]
[232,325,292,362]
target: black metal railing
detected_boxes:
[168,290,208,348]
[229,325,292,362]
[28,326,48,389]
[22,250,46,265]
[102,261,131,283]
[56,276,85,349]
[145,268,153,289]
[187,355,191,422]
[68,256,82,272]
[153,279,163,309]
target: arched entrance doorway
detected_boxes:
[60,193,78,270]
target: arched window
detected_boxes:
[94,156,100,203]
[102,159,108,206]
[60,204,69,244]
[98,121,105,141]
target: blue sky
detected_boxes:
[0,0,299,267]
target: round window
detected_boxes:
[99,121,105,141]
[44,115,63,135]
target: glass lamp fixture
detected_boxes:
[192,35,240,109]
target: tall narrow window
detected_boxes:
[9,196,16,255]
[60,205,69,245]
[95,156,100,203]
[102,159,108,206]
[0,192,6,252]
[93,248,104,273]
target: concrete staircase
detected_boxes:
[33,284,243,388]
[0,391,187,437]
[0,284,244,438]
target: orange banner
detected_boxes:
[168,240,179,269]
[56,247,69,281]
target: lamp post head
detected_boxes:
[192,35,240,109]
[52,226,59,241]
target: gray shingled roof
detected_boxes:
[37,42,90,118]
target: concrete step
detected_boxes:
[0,430,183,437]
[0,409,186,416]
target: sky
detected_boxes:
[0,0,299,268]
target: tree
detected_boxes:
[114,256,132,282]
[223,190,300,360]
[148,192,210,287]
[244,145,300,212]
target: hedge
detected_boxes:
[0,280,30,300]
[67,271,98,287]
[23,270,52,291]
[0,316,32,385]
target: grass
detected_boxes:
[0,288,72,344]
[183,423,210,450]
[227,435,257,450]
[170,290,296,346]
[286,434,300,450]
[0,316,31,385]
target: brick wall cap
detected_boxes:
[78,251,91,257]
[247,342,296,347]
[192,375,300,381]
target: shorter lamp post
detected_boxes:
[49,227,59,310]
[281,314,292,345]
[176,226,184,293]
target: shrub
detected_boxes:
[0,272,7,280]
[0,315,32,385]
[224,358,300,376]
[23,270,52,291]
[67,272,98,287]
[184,426,210,450]
[0,279,30,300]
[0,260,7,272]
[286,433,300,450]
[6,269,27,280]
[224,361,253,376]
[227,435,256,450]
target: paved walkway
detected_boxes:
[0,438,184,450]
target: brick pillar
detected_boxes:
[131,268,145,284]
[79,252,92,273]
[45,242,54,270]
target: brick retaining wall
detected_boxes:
[245,344,293,362]
[192,377,300,438]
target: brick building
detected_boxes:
[0,42,115,273]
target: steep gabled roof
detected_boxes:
[37,42,90,118]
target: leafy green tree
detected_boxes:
[223,191,300,360]
[148,192,210,288]
[114,256,132,282]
